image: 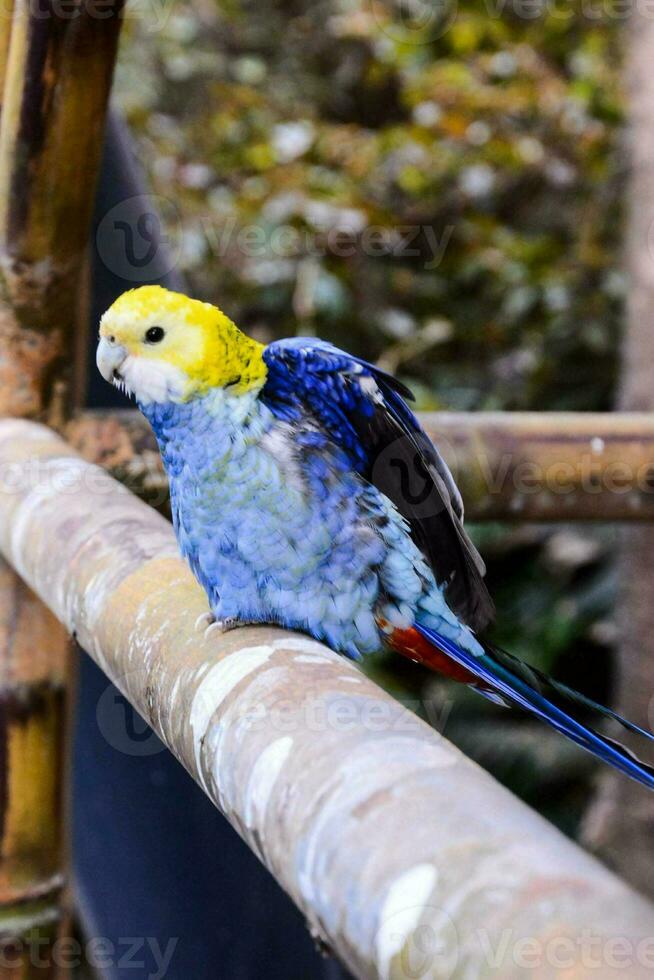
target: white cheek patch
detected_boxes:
[120,355,189,404]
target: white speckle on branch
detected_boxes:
[190,643,276,789]
[244,735,293,830]
[282,636,340,657]
[376,864,438,980]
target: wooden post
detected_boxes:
[67,408,654,522]
[0,0,123,972]
[0,0,124,422]
[582,7,654,898]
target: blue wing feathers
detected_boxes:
[262,336,495,632]
[263,339,377,471]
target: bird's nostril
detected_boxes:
[109,335,116,344]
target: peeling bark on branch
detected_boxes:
[1,419,653,980]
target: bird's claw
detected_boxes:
[196,611,256,639]
[204,617,245,639]
[194,611,215,632]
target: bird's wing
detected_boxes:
[261,337,495,633]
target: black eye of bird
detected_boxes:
[145,326,165,344]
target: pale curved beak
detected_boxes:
[96,336,128,384]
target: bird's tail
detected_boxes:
[389,622,654,791]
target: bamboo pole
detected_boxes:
[0,0,14,100]
[581,6,654,897]
[68,408,654,521]
[0,419,653,980]
[0,0,124,422]
[0,561,66,978]
[0,0,123,972]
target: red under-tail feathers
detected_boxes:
[387,625,478,686]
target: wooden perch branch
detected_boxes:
[68,408,654,521]
[1,419,653,980]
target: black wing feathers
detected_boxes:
[351,371,495,633]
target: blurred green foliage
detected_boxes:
[117,0,625,410]
[115,0,627,829]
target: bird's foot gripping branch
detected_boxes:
[0,419,653,979]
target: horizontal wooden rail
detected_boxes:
[0,418,653,979]
[68,409,654,521]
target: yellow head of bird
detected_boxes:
[96,286,266,404]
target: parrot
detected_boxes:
[97,285,654,790]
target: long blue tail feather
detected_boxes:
[415,623,654,791]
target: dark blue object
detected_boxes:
[73,655,348,980]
